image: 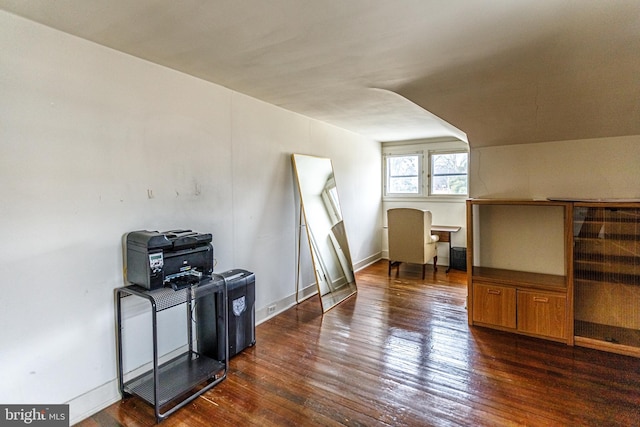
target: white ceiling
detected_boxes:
[2,0,639,147]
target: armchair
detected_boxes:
[387,208,439,279]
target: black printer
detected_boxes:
[126,229,214,290]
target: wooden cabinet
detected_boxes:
[467,198,640,356]
[517,290,566,339]
[472,282,516,328]
[466,199,573,344]
[473,283,567,338]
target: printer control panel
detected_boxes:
[148,252,164,274]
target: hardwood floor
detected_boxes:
[81,261,640,426]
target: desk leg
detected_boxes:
[443,231,452,273]
[432,227,461,273]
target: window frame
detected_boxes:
[383,142,469,201]
[383,151,424,198]
[428,150,469,197]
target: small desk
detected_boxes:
[431,225,462,273]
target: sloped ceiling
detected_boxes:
[1,0,639,147]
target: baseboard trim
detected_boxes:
[354,252,382,271]
[255,282,318,326]
[67,380,119,426]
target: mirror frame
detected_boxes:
[291,153,357,312]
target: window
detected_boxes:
[385,153,422,196]
[430,152,468,195]
[383,144,468,198]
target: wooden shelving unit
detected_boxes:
[466,199,574,344]
[467,198,640,356]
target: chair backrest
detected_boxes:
[387,208,433,264]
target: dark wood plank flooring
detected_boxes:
[81,261,640,426]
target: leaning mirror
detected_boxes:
[292,154,357,312]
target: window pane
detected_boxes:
[432,153,468,175]
[389,155,418,177]
[432,175,468,194]
[387,155,420,194]
[431,152,468,195]
[389,176,419,193]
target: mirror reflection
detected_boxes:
[292,154,357,312]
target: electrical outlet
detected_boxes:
[267,304,276,315]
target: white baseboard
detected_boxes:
[354,252,382,271]
[68,380,119,426]
[255,282,318,325]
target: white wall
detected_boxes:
[0,11,382,423]
[469,136,640,199]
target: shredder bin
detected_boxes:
[196,269,255,360]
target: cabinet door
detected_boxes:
[472,283,516,328]
[517,290,566,339]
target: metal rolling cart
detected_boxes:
[115,275,228,423]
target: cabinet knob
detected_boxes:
[533,296,549,303]
[488,289,501,295]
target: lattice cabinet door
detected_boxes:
[573,204,640,357]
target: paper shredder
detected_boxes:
[196,269,255,360]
